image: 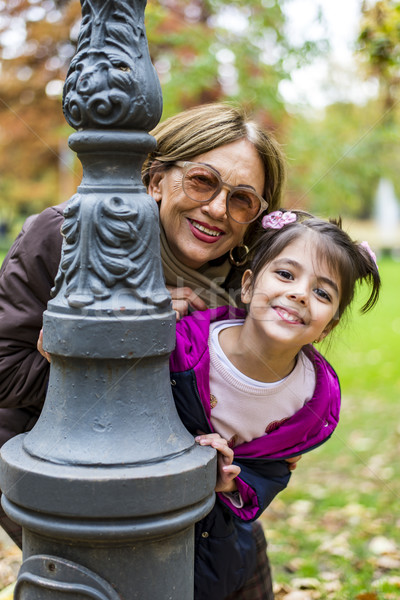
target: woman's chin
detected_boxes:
[175,240,225,269]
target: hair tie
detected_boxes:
[262,210,297,230]
[360,241,378,268]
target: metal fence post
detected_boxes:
[0,1,216,598]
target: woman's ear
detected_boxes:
[148,170,165,203]
[241,269,253,305]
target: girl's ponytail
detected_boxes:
[356,241,380,314]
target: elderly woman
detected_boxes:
[0,103,287,598]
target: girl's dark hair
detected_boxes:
[249,210,381,319]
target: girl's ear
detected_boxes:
[148,170,165,203]
[241,269,253,304]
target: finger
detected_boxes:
[195,433,223,442]
[222,465,241,477]
[211,441,234,460]
[196,437,228,450]
[286,455,302,470]
[286,455,302,464]
[37,329,51,363]
[171,299,189,320]
[186,292,207,312]
[167,286,208,311]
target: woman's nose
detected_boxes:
[201,191,228,220]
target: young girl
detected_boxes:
[169,210,380,600]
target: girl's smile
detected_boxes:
[238,233,341,370]
[272,305,304,325]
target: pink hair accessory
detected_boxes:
[262,210,297,230]
[360,241,378,268]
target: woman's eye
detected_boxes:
[231,192,253,208]
[276,270,293,280]
[188,173,215,188]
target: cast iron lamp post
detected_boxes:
[0,1,216,598]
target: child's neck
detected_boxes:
[219,323,299,383]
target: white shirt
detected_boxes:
[208,319,316,447]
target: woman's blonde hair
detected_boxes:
[142,103,286,216]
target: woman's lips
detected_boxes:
[187,218,225,244]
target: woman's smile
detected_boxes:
[187,218,225,243]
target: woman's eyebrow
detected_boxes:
[202,162,257,191]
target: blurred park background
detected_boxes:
[0,1,399,599]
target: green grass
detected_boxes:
[263,257,400,599]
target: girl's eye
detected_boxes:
[276,270,293,280]
[315,288,331,302]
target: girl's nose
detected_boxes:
[201,191,228,220]
[287,290,307,305]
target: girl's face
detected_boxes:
[242,233,341,352]
[148,139,265,269]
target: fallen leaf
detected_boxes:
[291,577,320,590]
[282,591,317,600]
[374,555,400,570]
[372,575,400,588]
[368,536,398,555]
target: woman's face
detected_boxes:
[148,138,265,269]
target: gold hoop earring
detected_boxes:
[229,243,249,267]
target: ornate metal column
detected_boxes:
[0,1,216,598]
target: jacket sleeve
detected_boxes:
[217,458,291,521]
[0,206,64,410]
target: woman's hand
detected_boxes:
[195,433,241,493]
[37,329,51,363]
[286,455,302,471]
[167,286,208,321]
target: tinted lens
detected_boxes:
[183,165,219,202]
[228,190,261,223]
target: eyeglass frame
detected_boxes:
[174,161,269,224]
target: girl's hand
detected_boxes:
[286,455,302,471]
[167,286,207,321]
[195,433,241,493]
[37,329,51,363]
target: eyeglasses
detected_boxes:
[175,161,269,224]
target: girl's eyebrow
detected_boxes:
[272,258,339,297]
[318,276,339,297]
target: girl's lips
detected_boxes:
[187,218,225,244]
[273,306,304,325]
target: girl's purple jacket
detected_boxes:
[170,306,341,521]
[170,306,341,598]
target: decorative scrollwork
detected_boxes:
[52,194,171,310]
[63,0,162,130]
